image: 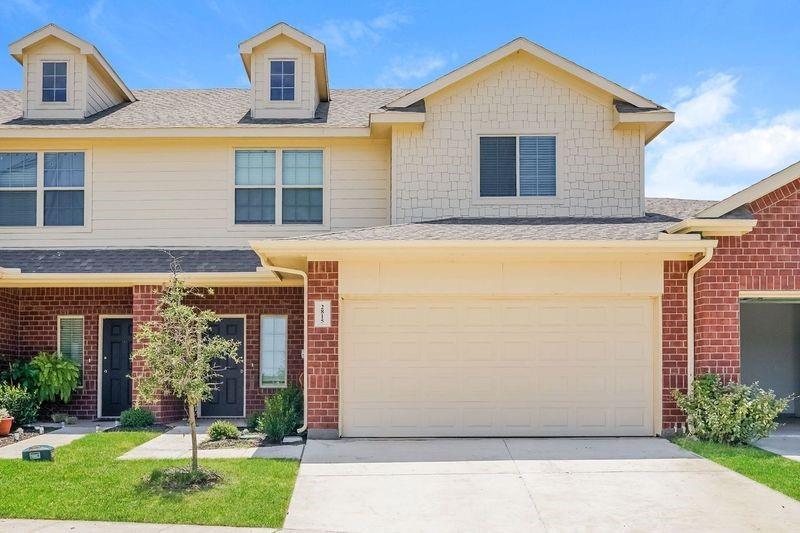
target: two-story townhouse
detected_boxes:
[1,22,798,438]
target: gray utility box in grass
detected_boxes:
[22,444,54,461]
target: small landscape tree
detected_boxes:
[132,266,240,472]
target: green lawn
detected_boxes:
[0,431,299,527]
[674,437,800,501]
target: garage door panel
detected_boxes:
[342,296,655,437]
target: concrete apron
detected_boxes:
[286,437,800,533]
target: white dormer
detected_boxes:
[9,23,134,120]
[239,22,329,120]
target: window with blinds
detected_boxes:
[479,135,556,197]
[58,316,84,384]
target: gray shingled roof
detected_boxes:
[0,88,409,129]
[0,249,262,274]
[275,198,718,242]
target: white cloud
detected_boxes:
[314,12,410,55]
[646,73,800,200]
[1,0,46,19]
[378,54,447,86]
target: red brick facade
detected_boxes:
[694,178,800,382]
[0,284,304,422]
[15,287,132,418]
[306,261,339,435]
[662,260,692,430]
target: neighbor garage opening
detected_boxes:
[740,299,800,416]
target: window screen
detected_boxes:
[260,316,287,387]
[42,61,67,102]
[270,60,295,101]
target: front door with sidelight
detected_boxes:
[201,317,245,417]
[101,318,133,418]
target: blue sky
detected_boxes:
[1,0,799,199]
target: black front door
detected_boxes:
[201,318,245,417]
[102,318,133,418]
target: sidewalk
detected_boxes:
[0,519,280,532]
[0,421,116,460]
[117,422,303,460]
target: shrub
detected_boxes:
[119,407,155,428]
[0,359,38,390]
[0,383,39,426]
[257,387,303,443]
[673,373,791,445]
[207,420,240,441]
[29,352,80,403]
[245,411,261,431]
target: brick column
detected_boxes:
[694,237,742,383]
[131,284,184,422]
[662,261,691,431]
[0,288,19,363]
[306,261,339,439]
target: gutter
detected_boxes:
[255,263,310,434]
[686,245,715,389]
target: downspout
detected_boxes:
[686,246,714,389]
[257,263,310,434]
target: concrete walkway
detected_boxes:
[0,519,279,532]
[286,437,800,533]
[754,418,800,461]
[0,421,116,460]
[118,423,303,460]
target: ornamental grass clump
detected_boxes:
[673,373,791,445]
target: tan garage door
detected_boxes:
[341,296,655,437]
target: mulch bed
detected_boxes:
[199,436,275,449]
[0,426,58,448]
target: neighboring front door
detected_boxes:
[201,318,245,417]
[101,318,133,418]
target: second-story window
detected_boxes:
[0,151,85,227]
[479,135,556,197]
[269,60,295,101]
[234,149,324,225]
[44,152,85,226]
[42,61,67,102]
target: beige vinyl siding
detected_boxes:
[0,137,389,248]
[23,37,85,120]
[86,62,125,116]
[251,35,317,120]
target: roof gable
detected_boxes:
[239,22,329,101]
[9,23,135,103]
[695,160,800,218]
[388,37,664,111]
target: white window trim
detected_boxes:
[259,314,288,389]
[0,149,92,233]
[39,57,73,107]
[267,57,300,107]
[472,131,564,205]
[229,146,330,231]
[57,315,85,389]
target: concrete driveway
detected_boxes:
[285,437,800,532]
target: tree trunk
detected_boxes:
[188,401,198,472]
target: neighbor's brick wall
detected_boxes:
[392,53,644,222]
[662,261,691,430]
[0,288,19,363]
[694,178,800,384]
[306,261,339,433]
[15,287,133,418]
[184,286,304,415]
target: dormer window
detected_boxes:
[269,60,295,101]
[42,61,67,102]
